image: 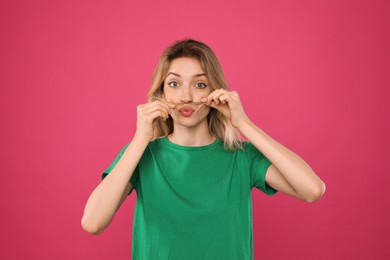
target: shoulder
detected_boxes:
[142,137,169,153]
[240,141,255,154]
[239,141,268,160]
[148,136,167,148]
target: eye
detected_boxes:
[195,82,207,89]
[168,81,179,88]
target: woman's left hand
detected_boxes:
[201,89,249,128]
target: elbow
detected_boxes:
[81,215,104,235]
[304,181,326,203]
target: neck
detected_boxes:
[169,121,215,146]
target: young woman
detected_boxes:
[82,39,326,259]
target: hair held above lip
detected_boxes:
[178,106,195,112]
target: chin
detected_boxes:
[174,117,207,128]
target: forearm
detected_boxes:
[238,119,325,199]
[82,134,149,234]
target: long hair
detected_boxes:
[147,38,242,151]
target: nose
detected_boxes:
[180,85,193,103]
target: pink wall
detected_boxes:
[1,0,389,259]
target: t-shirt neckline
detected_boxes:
[161,136,220,151]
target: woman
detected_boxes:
[82,38,326,259]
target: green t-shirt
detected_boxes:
[102,137,277,260]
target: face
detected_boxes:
[163,57,211,128]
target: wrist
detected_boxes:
[235,116,251,130]
[133,132,152,145]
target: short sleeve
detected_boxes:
[245,142,277,196]
[101,142,140,194]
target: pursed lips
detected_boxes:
[178,106,195,112]
[177,106,195,117]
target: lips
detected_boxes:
[178,106,194,117]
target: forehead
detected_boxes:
[166,57,204,76]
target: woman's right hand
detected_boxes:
[135,99,175,142]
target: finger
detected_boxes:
[140,108,168,121]
[141,105,170,121]
[148,110,169,122]
[160,99,176,109]
[219,94,228,104]
[206,89,223,105]
[212,94,221,105]
[144,101,171,116]
[212,90,227,105]
[147,100,174,113]
[156,108,170,120]
[207,101,227,114]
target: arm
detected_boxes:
[204,90,326,202]
[238,120,326,202]
[81,99,175,235]
[81,135,148,235]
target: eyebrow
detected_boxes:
[166,72,207,78]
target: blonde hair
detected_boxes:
[147,38,242,151]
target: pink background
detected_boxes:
[1,0,389,259]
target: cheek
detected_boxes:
[197,105,211,117]
[197,88,211,99]
[163,87,176,100]
[203,87,212,97]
